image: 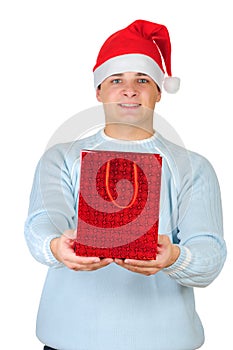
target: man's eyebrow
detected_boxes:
[109,73,124,77]
[109,72,149,77]
[135,72,149,76]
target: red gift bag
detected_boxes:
[74,150,162,260]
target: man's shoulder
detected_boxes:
[41,131,101,162]
[156,133,217,187]
[157,132,211,166]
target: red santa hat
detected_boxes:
[93,19,180,93]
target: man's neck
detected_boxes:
[104,123,154,141]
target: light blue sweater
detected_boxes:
[25,130,227,350]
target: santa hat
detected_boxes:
[93,19,180,93]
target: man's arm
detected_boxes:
[25,145,113,270]
[115,154,227,287]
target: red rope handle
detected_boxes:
[105,160,139,209]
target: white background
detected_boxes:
[1,0,232,349]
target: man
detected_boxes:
[25,20,227,350]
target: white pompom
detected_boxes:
[163,77,180,93]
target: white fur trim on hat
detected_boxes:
[93,53,164,90]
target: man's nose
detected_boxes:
[122,83,138,98]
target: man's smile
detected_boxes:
[118,103,141,109]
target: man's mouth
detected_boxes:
[118,103,141,108]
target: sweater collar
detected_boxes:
[98,128,159,146]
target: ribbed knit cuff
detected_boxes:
[163,245,192,277]
[43,234,64,268]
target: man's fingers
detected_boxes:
[157,234,170,246]
[75,256,101,264]
[122,259,156,267]
[68,257,113,271]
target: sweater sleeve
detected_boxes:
[24,144,77,267]
[163,154,227,287]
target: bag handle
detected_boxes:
[105,160,138,209]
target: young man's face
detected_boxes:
[96,72,161,126]
[96,72,161,112]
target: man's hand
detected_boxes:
[50,230,113,271]
[114,234,180,276]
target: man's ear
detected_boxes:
[156,91,162,103]
[96,87,102,102]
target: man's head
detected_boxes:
[93,19,180,94]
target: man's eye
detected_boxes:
[112,79,122,84]
[138,78,148,83]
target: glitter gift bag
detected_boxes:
[74,150,162,260]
